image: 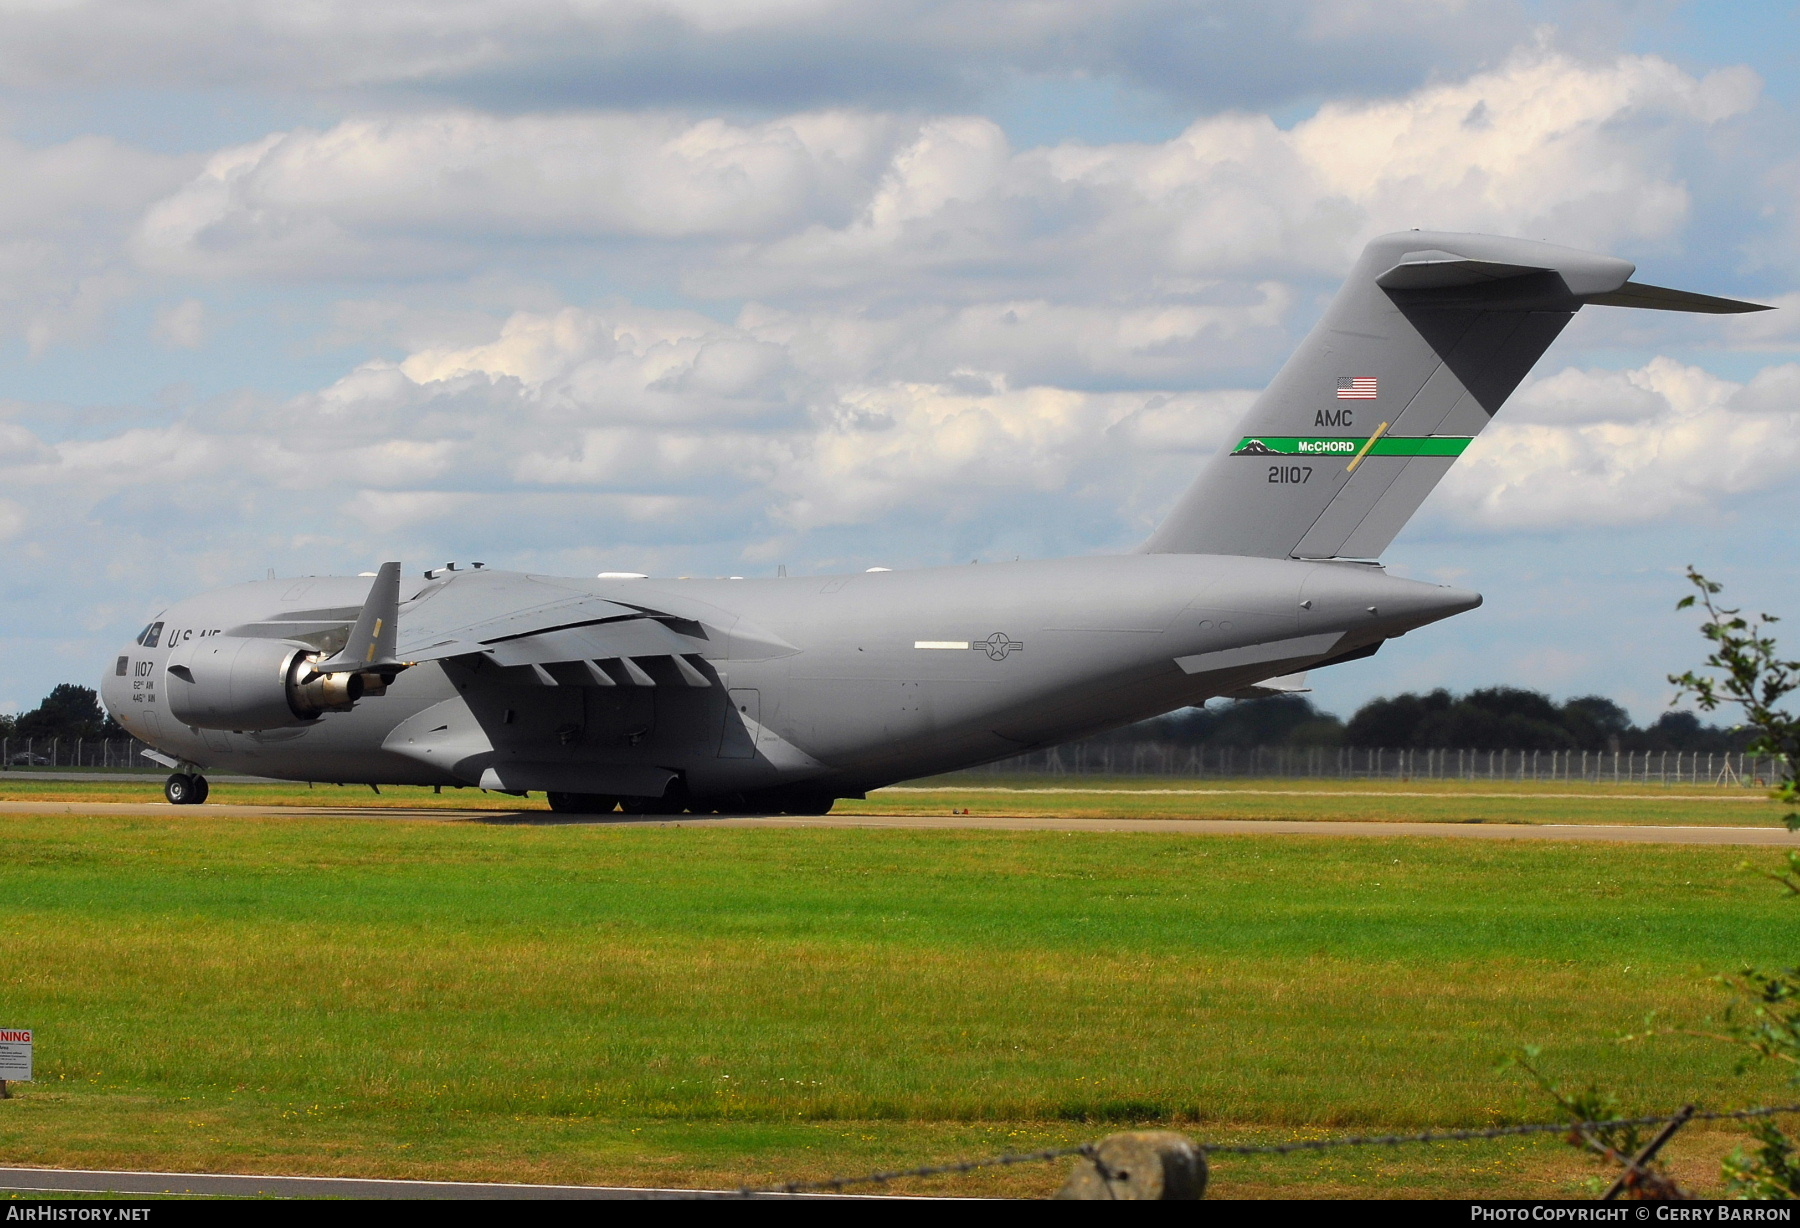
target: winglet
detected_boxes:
[316,561,403,673]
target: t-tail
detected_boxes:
[1140,230,1770,560]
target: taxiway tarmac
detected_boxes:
[0,1166,830,1199]
[1,798,1796,844]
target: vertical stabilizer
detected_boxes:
[1139,231,1767,559]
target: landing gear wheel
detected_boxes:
[164,773,208,805]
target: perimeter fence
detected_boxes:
[0,737,1781,788]
[968,743,1780,786]
[0,736,154,770]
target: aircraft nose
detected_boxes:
[100,644,135,714]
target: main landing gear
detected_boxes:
[164,773,210,805]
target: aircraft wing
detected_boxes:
[390,571,706,681]
[228,568,795,685]
[388,568,812,688]
[401,607,712,682]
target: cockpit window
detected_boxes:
[138,621,164,649]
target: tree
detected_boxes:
[1343,688,1451,747]
[1413,686,1574,750]
[1341,685,1738,752]
[1088,679,1740,757]
[1514,571,1800,1197]
[12,684,123,742]
[1558,696,1632,751]
[1671,568,1800,824]
[1666,568,1800,1195]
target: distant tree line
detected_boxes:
[0,684,124,743]
[1097,686,1749,753]
[0,679,1748,755]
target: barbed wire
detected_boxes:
[740,1141,1101,1196]
[736,1101,1800,1196]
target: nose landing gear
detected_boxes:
[164,773,210,805]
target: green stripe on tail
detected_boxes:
[1231,436,1472,458]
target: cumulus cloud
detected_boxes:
[133,111,912,279]
[334,301,1248,535]
[722,52,1757,299]
[130,52,1758,305]
[0,0,1530,110]
[1437,358,1800,531]
[0,297,1246,587]
[0,133,192,349]
[0,49,1776,607]
[151,298,207,348]
[12,312,1786,623]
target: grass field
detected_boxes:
[0,771,1788,827]
[2,779,1798,1199]
[869,774,1789,828]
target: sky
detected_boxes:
[0,0,1797,724]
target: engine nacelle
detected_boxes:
[165,637,382,731]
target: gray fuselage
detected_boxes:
[100,553,1476,800]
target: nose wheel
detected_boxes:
[164,773,210,805]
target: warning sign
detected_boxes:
[0,1029,31,1081]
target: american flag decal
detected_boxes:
[1336,376,1377,400]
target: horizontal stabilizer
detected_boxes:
[1584,281,1771,314]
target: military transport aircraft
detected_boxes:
[99,231,1768,812]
